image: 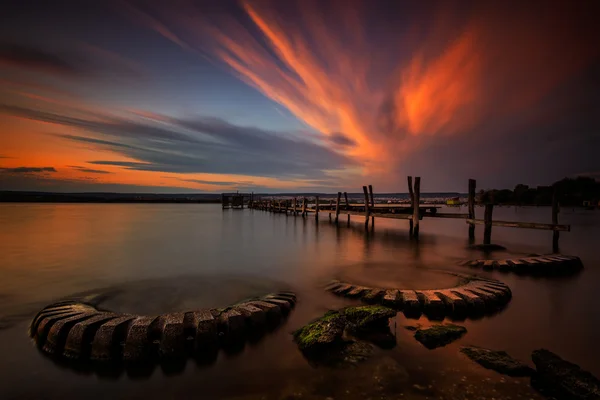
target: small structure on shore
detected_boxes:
[221,192,253,209]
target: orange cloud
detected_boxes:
[142,0,596,181]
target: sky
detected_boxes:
[0,0,599,193]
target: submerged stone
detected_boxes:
[414,324,466,349]
[531,349,600,400]
[460,346,534,377]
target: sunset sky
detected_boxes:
[1,0,598,193]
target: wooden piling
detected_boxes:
[368,185,375,226]
[344,192,349,210]
[408,176,414,234]
[335,192,341,223]
[552,186,560,253]
[315,196,319,220]
[302,197,307,217]
[362,186,370,228]
[293,198,297,215]
[484,204,494,245]
[413,177,421,238]
[468,179,476,242]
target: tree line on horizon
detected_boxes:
[479,176,599,206]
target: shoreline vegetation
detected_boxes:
[1,177,598,207]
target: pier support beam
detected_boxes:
[368,185,375,227]
[302,197,307,217]
[315,196,319,220]
[408,176,414,234]
[468,179,476,243]
[362,186,370,229]
[413,177,421,238]
[335,192,341,223]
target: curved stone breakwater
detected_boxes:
[325,278,511,320]
[458,255,583,275]
[29,292,296,364]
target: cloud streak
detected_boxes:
[0,166,57,173]
[0,104,356,180]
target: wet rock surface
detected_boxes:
[293,305,396,367]
[531,349,600,400]
[414,324,467,349]
[461,346,534,377]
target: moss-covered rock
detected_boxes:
[460,346,534,377]
[414,324,466,349]
[531,349,600,400]
[292,310,345,353]
[343,305,396,333]
[293,306,396,366]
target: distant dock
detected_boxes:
[241,177,570,253]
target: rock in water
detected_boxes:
[293,306,396,366]
[292,310,346,354]
[414,324,467,349]
[531,349,600,400]
[460,346,534,377]
[343,305,397,333]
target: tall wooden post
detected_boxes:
[413,177,421,238]
[552,186,560,253]
[221,193,225,209]
[315,196,319,220]
[362,186,370,228]
[484,204,494,245]
[344,192,349,209]
[293,198,297,215]
[468,179,476,242]
[329,200,333,220]
[368,185,375,226]
[408,176,414,234]
[302,197,307,217]
[335,192,341,223]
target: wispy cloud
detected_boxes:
[1,104,356,179]
[0,166,56,173]
[69,165,114,174]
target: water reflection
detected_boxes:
[0,204,598,399]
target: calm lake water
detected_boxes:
[1,203,599,399]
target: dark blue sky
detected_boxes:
[0,0,598,193]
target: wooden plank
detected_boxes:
[413,177,421,237]
[465,219,570,232]
[484,204,493,245]
[362,186,370,227]
[427,213,469,219]
[468,179,476,240]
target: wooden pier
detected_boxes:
[246,178,571,253]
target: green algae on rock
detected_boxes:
[293,305,396,366]
[531,349,600,400]
[343,305,397,333]
[292,310,346,353]
[460,346,534,377]
[414,324,466,349]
